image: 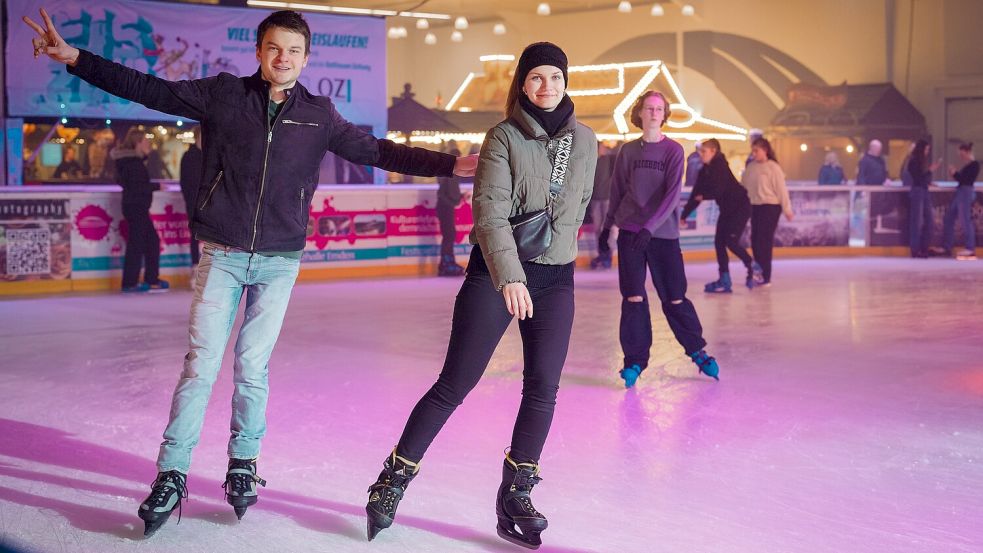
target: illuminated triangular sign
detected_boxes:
[446,57,748,142]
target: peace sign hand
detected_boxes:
[23,8,79,66]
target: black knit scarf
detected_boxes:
[519,94,575,137]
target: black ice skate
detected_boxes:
[365,449,419,541]
[222,458,266,520]
[138,470,188,537]
[496,454,548,550]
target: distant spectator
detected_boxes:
[589,141,617,270]
[436,140,465,277]
[907,139,942,258]
[114,127,168,293]
[745,128,763,168]
[53,147,83,179]
[179,126,203,272]
[146,147,172,180]
[942,142,979,259]
[899,142,915,187]
[856,139,889,185]
[818,151,845,184]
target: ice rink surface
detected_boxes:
[1,257,981,553]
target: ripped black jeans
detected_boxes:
[617,232,707,369]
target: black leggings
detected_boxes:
[121,203,160,288]
[617,232,707,369]
[751,204,782,283]
[715,206,753,274]
[396,267,575,464]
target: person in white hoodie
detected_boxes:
[742,138,793,286]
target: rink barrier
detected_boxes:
[0,183,979,297]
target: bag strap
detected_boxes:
[547,132,574,206]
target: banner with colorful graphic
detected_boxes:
[0,197,73,281]
[385,187,474,265]
[5,0,386,138]
[301,187,390,265]
[774,189,851,247]
[69,192,191,277]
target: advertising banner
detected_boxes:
[774,189,851,247]
[6,0,385,133]
[0,197,72,281]
[70,192,191,277]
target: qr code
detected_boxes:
[6,228,51,275]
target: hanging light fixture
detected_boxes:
[651,4,664,16]
[424,32,437,45]
[387,27,401,39]
[451,30,463,42]
[493,22,507,35]
[454,16,468,30]
[681,4,695,16]
[416,18,430,29]
[618,1,632,13]
[537,3,551,16]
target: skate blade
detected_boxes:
[233,506,247,520]
[496,524,542,550]
[365,506,392,541]
[142,519,166,538]
[699,369,720,381]
[367,519,383,541]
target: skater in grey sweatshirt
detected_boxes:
[598,90,720,388]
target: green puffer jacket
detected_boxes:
[469,104,598,290]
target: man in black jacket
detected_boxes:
[25,7,477,537]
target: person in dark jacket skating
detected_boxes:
[681,139,761,292]
[24,7,477,537]
[115,127,168,293]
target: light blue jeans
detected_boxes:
[157,242,300,474]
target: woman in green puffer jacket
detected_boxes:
[365,42,596,550]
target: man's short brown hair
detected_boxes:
[257,10,311,54]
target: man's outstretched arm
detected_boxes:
[323,100,477,178]
[24,7,212,121]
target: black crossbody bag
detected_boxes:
[508,132,574,261]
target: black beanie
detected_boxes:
[516,42,568,85]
